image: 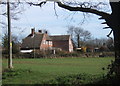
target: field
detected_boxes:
[2,57,114,84]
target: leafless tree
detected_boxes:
[82,30,91,41]
[1,0,25,69]
[67,26,91,48]
[0,1,24,29]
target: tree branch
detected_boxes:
[28,1,46,7]
[107,30,113,37]
[28,1,111,19]
[57,2,110,18]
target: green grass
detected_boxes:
[2,57,114,84]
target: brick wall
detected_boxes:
[40,34,53,50]
[52,40,69,51]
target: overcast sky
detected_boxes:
[7,1,113,40]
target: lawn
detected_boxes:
[2,57,114,84]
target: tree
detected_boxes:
[29,0,120,76]
[58,1,120,76]
[0,1,24,28]
[1,1,24,69]
[85,38,107,47]
[106,37,114,51]
[2,34,8,54]
[82,30,91,42]
[2,34,20,55]
[67,26,91,48]
[2,33,20,69]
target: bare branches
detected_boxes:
[67,26,92,47]
[0,2,24,20]
[54,2,58,18]
[57,2,110,18]
[26,0,110,19]
[27,1,46,7]
[107,30,113,38]
[64,1,107,10]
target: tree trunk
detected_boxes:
[77,35,80,48]
[113,29,120,77]
[109,2,120,76]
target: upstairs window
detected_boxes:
[43,40,46,44]
[46,41,48,44]
[49,41,52,45]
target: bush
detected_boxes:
[42,73,120,85]
[2,49,114,58]
[42,73,106,85]
[17,50,82,58]
[55,51,81,57]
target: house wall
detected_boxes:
[40,34,52,50]
[69,38,73,52]
[52,40,69,51]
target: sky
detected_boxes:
[2,1,113,41]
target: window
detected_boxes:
[43,40,46,44]
[49,41,52,45]
[46,41,48,44]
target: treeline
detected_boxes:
[67,26,114,52]
[2,27,114,58]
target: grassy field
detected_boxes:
[2,57,114,84]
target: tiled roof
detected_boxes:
[45,34,52,41]
[21,33,70,50]
[50,35,70,41]
[21,33,44,49]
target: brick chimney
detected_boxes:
[31,28,35,35]
[45,31,48,34]
[38,30,42,33]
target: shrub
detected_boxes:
[18,50,81,58]
[42,73,120,85]
[42,73,106,85]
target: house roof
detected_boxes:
[21,33,44,49]
[45,34,52,41]
[21,32,71,50]
[21,32,52,49]
[50,35,70,41]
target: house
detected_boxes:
[50,35,73,52]
[21,29,73,52]
[21,29,52,51]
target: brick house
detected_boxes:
[50,35,73,52]
[21,29,52,51]
[21,29,73,52]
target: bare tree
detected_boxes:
[82,30,91,41]
[67,26,91,48]
[0,1,24,26]
[1,0,25,69]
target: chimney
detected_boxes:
[31,28,35,35]
[45,31,48,34]
[38,30,42,33]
